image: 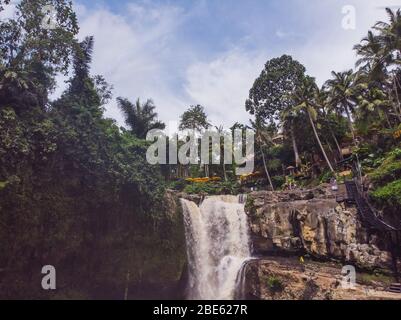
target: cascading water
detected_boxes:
[181,195,252,300]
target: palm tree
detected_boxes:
[281,109,302,169]
[117,97,165,139]
[251,116,275,191]
[214,125,228,181]
[292,77,335,173]
[352,67,395,128]
[374,8,401,121]
[325,70,357,142]
[314,86,343,160]
[354,31,389,83]
[354,26,401,122]
[374,8,401,63]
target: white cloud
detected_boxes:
[290,0,401,85]
[66,1,190,126]
[0,0,17,19]
[55,1,266,128]
[49,0,401,130]
[184,50,267,127]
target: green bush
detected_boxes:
[168,179,188,191]
[319,170,335,184]
[265,276,284,294]
[272,175,285,189]
[183,180,240,195]
[371,179,401,208]
[368,148,401,185]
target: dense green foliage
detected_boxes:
[1,0,401,299]
[371,179,401,208]
[368,148,401,212]
[368,148,401,184]
[0,1,185,299]
[244,8,401,198]
[183,180,240,195]
[179,105,210,132]
[117,97,165,139]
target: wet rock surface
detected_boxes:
[245,185,392,269]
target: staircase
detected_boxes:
[344,180,401,288]
[344,181,396,232]
[388,283,401,294]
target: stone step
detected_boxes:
[388,283,401,293]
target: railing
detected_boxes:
[345,180,397,232]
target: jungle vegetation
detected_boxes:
[0,0,400,298]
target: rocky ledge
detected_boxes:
[245,184,393,270]
[242,257,401,300]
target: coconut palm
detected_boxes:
[313,86,343,159]
[354,31,390,84]
[374,8,401,65]
[117,97,165,139]
[325,70,358,142]
[354,26,401,122]
[251,116,275,191]
[355,8,401,122]
[375,9,401,121]
[280,108,302,169]
[292,77,335,173]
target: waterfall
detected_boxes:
[234,260,251,300]
[181,195,252,300]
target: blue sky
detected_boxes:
[3,0,401,128]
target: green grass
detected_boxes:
[357,272,393,287]
[265,276,285,293]
[371,179,401,208]
[368,148,401,185]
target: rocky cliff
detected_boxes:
[241,257,400,300]
[245,184,393,270]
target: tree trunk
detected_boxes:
[260,145,274,191]
[393,75,401,122]
[330,128,343,160]
[204,164,209,177]
[223,164,227,181]
[291,123,301,169]
[387,87,401,123]
[308,110,335,173]
[344,104,356,143]
[383,110,392,129]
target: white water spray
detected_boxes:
[181,195,251,300]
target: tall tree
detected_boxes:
[246,55,306,121]
[246,55,307,168]
[354,9,401,122]
[0,0,79,112]
[179,105,210,132]
[326,70,358,142]
[117,97,165,139]
[292,77,335,173]
[314,86,344,159]
[251,117,275,191]
[179,105,210,176]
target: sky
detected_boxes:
[2,0,401,128]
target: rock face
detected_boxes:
[245,185,392,269]
[242,257,401,300]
